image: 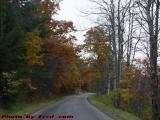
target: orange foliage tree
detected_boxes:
[43,40,79,94]
[80,65,101,91]
[81,26,113,93]
[21,0,79,100]
[120,59,151,117]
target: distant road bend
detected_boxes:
[28,93,115,120]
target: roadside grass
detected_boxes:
[88,94,142,120]
[0,95,66,115]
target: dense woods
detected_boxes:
[0,0,79,108]
[0,0,160,120]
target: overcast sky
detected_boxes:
[56,0,151,60]
[57,0,96,44]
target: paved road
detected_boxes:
[26,93,115,120]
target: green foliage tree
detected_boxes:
[0,0,27,108]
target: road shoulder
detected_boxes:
[87,95,123,120]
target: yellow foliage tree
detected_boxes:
[24,29,43,89]
[120,64,151,103]
[25,29,43,66]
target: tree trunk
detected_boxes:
[147,0,160,119]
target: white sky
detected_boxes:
[56,0,147,60]
[57,0,96,44]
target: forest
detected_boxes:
[0,0,160,120]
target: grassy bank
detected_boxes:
[0,95,67,115]
[88,94,142,120]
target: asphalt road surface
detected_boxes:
[26,93,115,120]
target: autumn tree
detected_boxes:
[21,0,79,99]
[80,65,100,92]
[120,60,151,118]
[0,0,79,106]
[82,26,113,94]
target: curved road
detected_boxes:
[28,93,115,120]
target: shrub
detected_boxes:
[0,72,25,109]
